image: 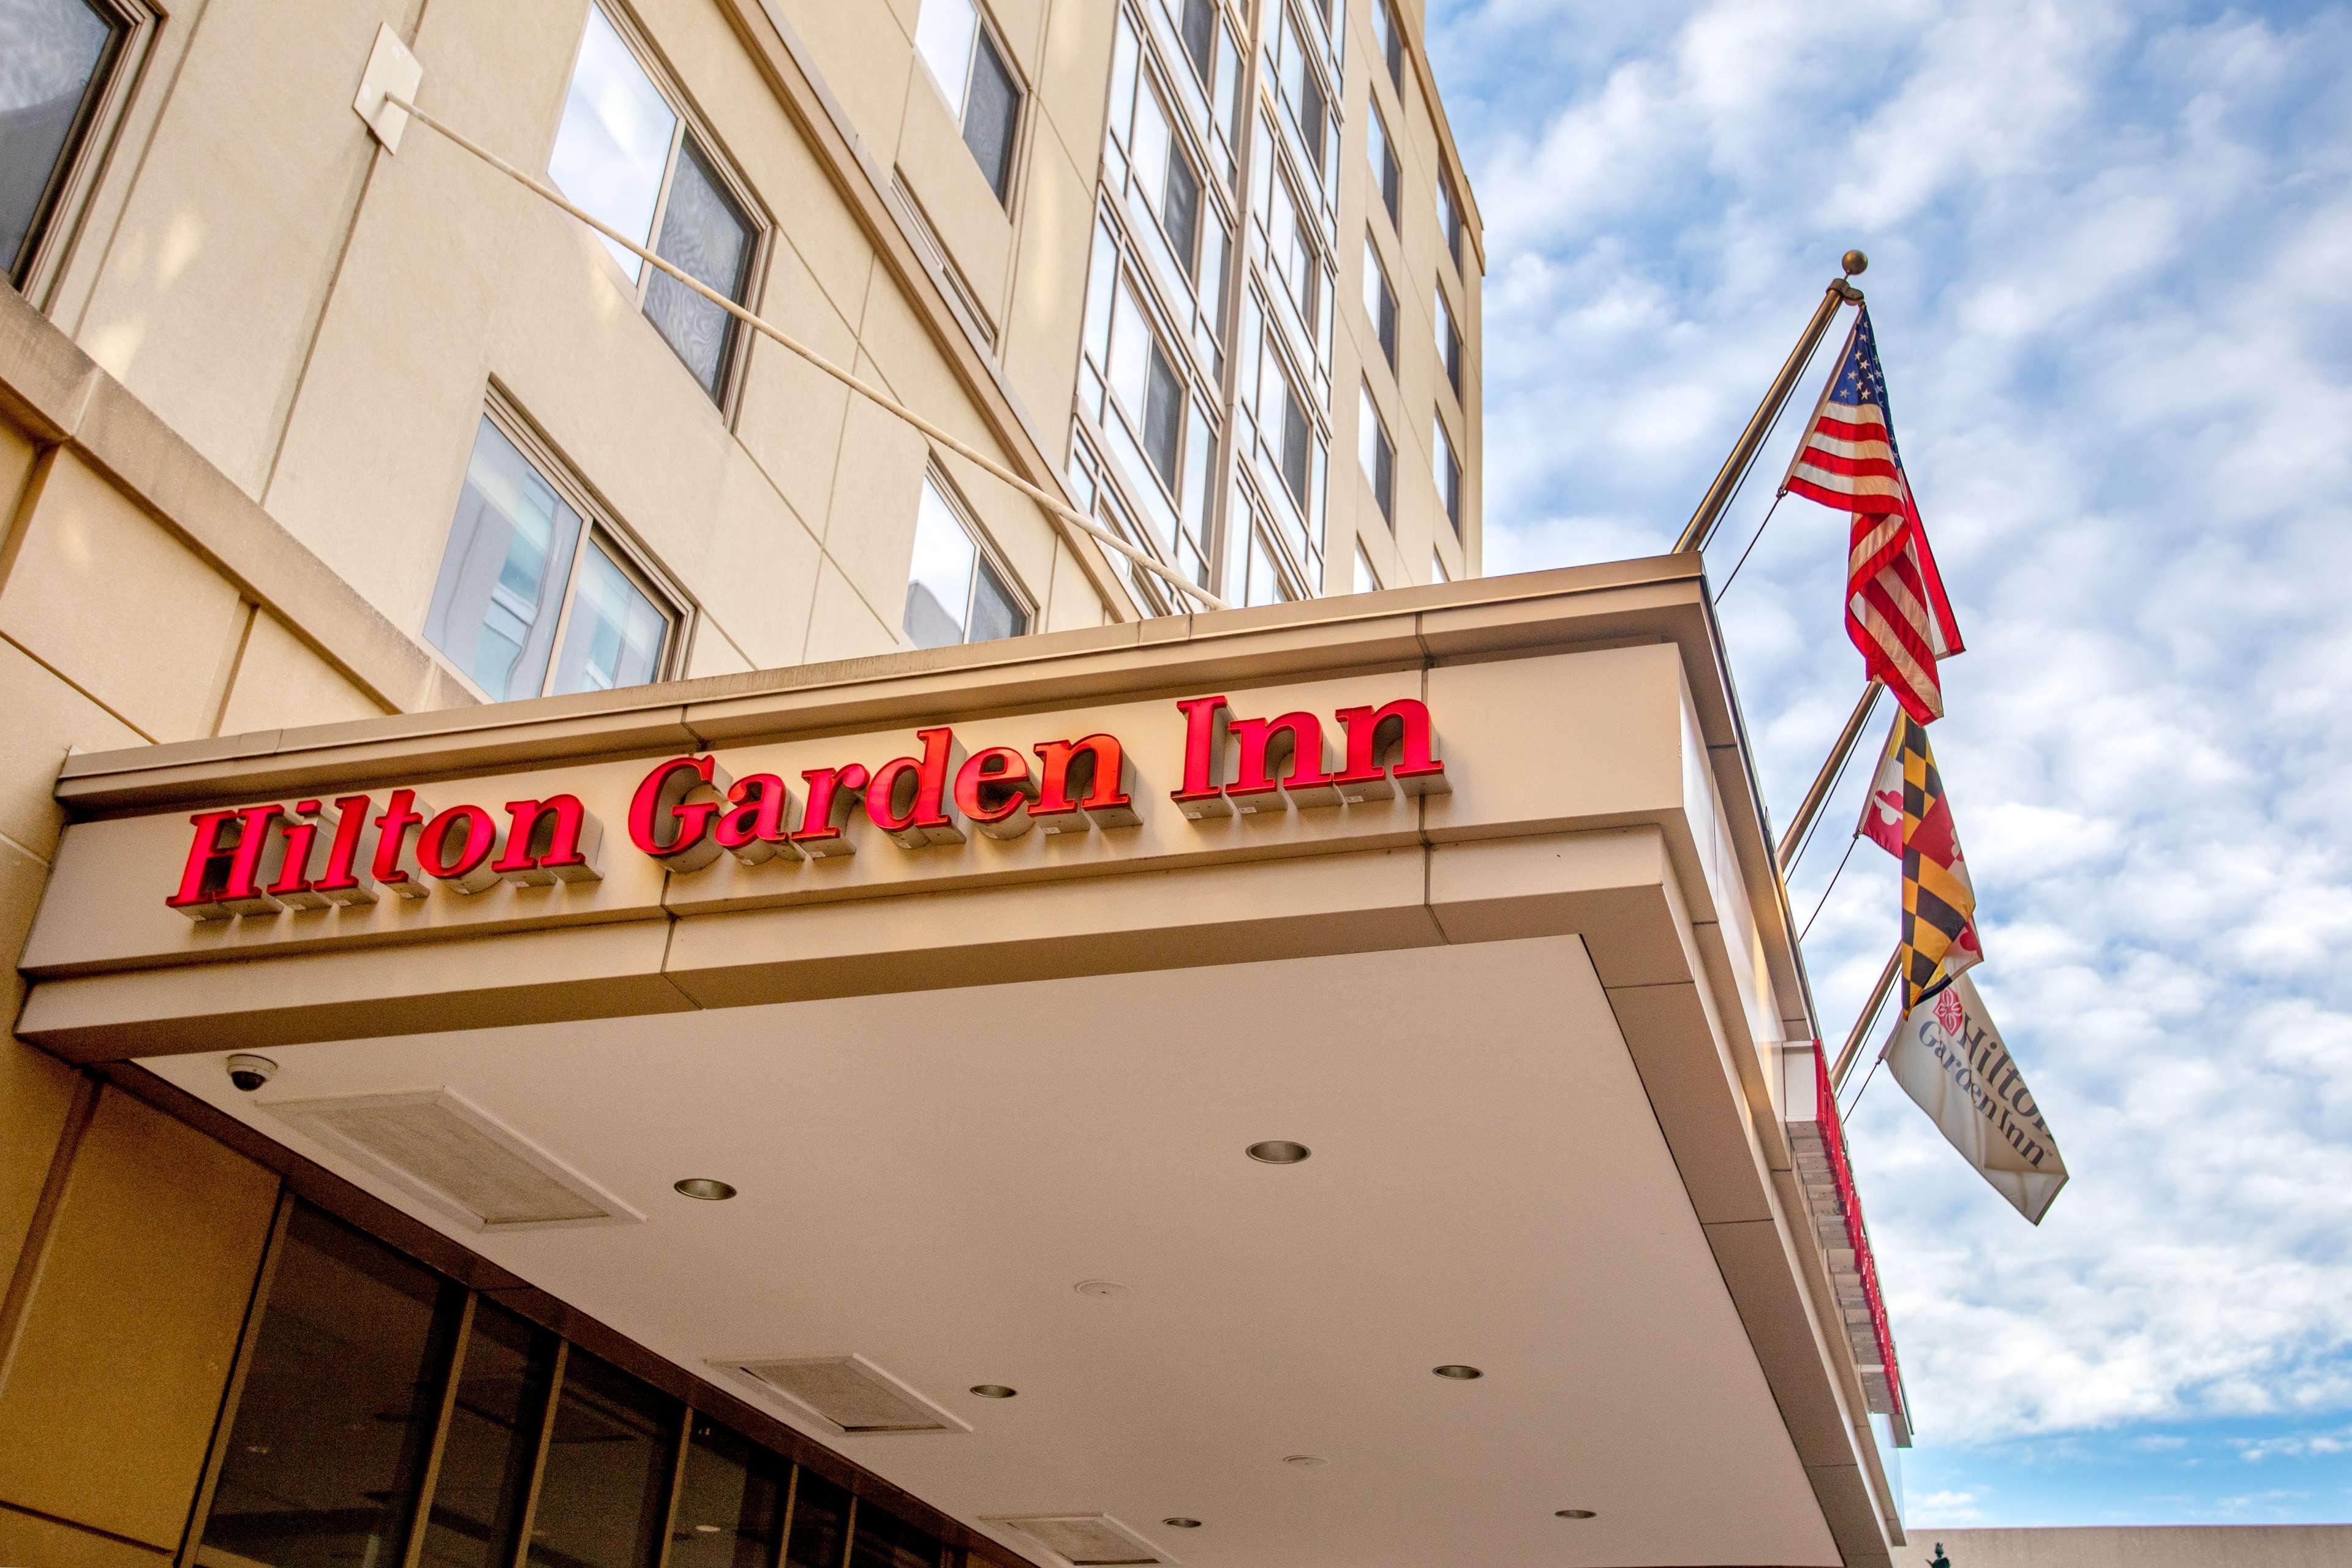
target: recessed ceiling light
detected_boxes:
[1554,1509,1597,1520]
[693,1524,723,1534]
[1281,1454,1326,1468]
[673,1178,736,1201]
[1246,1140,1311,1164]
[1074,1280,1129,1298]
[970,1384,1017,1399]
[1161,1518,1202,1529]
[1432,1364,1483,1380]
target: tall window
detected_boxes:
[1266,165,1319,331]
[1434,282,1462,396]
[1278,375,1312,509]
[1364,97,1399,225]
[1370,0,1404,91]
[1107,272,1190,497]
[1436,162,1464,271]
[1354,542,1380,594]
[1,0,130,288]
[903,473,1028,648]
[1363,236,1396,368]
[915,0,1023,203]
[1358,382,1393,523]
[1178,0,1217,86]
[1132,81,1205,282]
[1271,4,1328,179]
[425,415,683,702]
[1432,412,1462,534]
[551,3,758,402]
[197,1200,962,1568]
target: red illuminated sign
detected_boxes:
[166,696,1445,920]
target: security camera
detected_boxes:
[225,1054,278,1093]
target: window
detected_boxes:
[904,474,1028,648]
[426,415,683,702]
[1365,97,1400,225]
[1238,516,1295,607]
[1272,5,1328,179]
[1370,0,1404,91]
[1431,548,1450,582]
[1435,282,1462,396]
[916,0,1023,203]
[1267,165,1319,330]
[1106,270,1192,499]
[1363,236,1396,368]
[197,1207,459,1568]
[1178,0,1217,86]
[2,0,131,290]
[197,1201,956,1568]
[1358,383,1393,522]
[551,3,758,402]
[1278,377,1312,508]
[1133,81,1204,279]
[1433,412,1462,533]
[1354,542,1380,594]
[1436,162,1464,270]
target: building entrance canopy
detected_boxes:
[17,559,1903,1568]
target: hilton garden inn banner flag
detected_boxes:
[1883,973,2070,1224]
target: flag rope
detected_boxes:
[1784,704,1872,880]
[378,94,1230,612]
[1797,831,1860,944]
[1713,492,1784,600]
[1841,1049,1887,1120]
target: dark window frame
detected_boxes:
[4,0,149,301]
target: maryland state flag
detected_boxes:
[1856,712,1981,1006]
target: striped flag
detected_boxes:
[1782,309,1964,723]
[1857,712,1981,1007]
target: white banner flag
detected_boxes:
[1883,973,2069,1224]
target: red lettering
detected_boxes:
[371,790,432,899]
[167,805,287,920]
[1333,699,1448,798]
[714,773,800,864]
[628,756,728,872]
[793,764,869,858]
[1033,734,1138,831]
[1170,695,1233,819]
[494,795,604,884]
[867,727,966,848]
[418,804,503,892]
[266,804,333,910]
[1227,712,1339,808]
[310,794,380,905]
[955,747,1037,840]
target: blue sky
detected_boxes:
[1426,0,2352,1529]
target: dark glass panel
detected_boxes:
[419,1301,558,1568]
[1141,344,1182,491]
[1279,386,1309,507]
[199,1205,459,1568]
[967,555,1024,644]
[645,135,753,401]
[782,1469,850,1568]
[0,0,119,282]
[1178,0,1215,85]
[1162,147,1199,277]
[526,1349,681,1568]
[962,29,1019,203]
[848,1501,941,1568]
[669,1419,787,1568]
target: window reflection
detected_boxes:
[418,1302,557,1568]
[526,1350,680,1568]
[549,2,676,280]
[782,1469,850,1568]
[669,1419,786,1568]
[551,545,668,696]
[424,418,584,701]
[198,1207,458,1568]
[0,0,121,284]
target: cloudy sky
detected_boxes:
[1426,0,2352,1529]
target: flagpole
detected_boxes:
[1829,943,1902,1092]
[1674,252,1869,554]
[1776,681,1883,873]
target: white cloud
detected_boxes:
[1432,0,2352,1475]
[1912,1487,1989,1524]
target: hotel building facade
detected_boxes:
[0,3,1920,1568]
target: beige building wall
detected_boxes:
[0,1,1483,1558]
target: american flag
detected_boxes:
[1782,308,1964,723]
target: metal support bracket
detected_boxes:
[353,23,422,153]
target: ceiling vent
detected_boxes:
[263,1088,641,1231]
[718,1354,969,1436]
[984,1515,1169,1566]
